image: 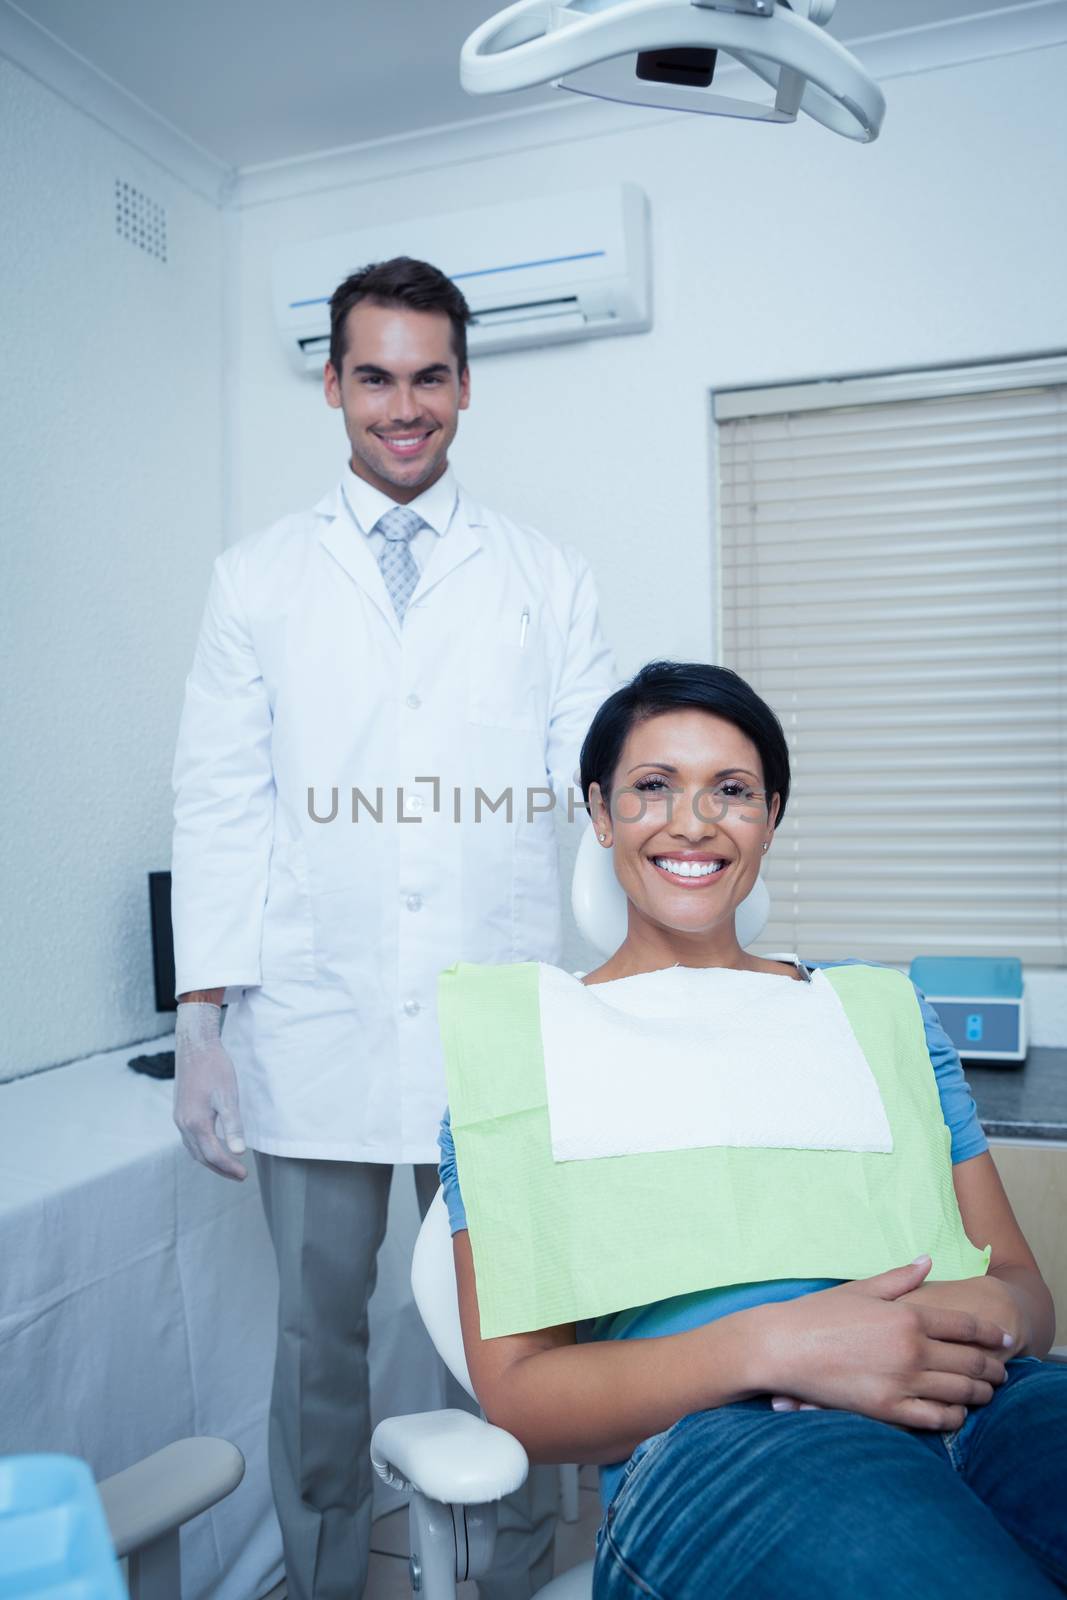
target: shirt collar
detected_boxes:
[341,462,458,539]
[752,953,814,983]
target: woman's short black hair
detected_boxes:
[579,661,791,826]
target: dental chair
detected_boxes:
[370,829,770,1598]
[0,1436,245,1600]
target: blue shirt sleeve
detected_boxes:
[437,1107,468,1234]
[809,959,988,1165]
[909,979,988,1164]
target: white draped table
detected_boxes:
[0,1034,448,1600]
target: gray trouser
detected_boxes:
[255,1153,558,1600]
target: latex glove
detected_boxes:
[173,1002,247,1181]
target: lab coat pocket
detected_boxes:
[307,833,385,990]
[259,840,315,984]
[467,626,542,732]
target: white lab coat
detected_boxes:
[171,478,617,1162]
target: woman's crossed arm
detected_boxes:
[771,1150,1056,1413]
[454,1232,1012,1466]
[893,1151,1055,1357]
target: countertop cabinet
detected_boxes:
[987,1139,1067,1348]
[968,1047,1067,1349]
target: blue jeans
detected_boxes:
[594,1358,1067,1597]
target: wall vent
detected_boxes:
[114,179,167,262]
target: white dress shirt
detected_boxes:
[341,462,458,574]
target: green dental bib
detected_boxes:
[439,960,990,1339]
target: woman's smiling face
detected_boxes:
[589,709,778,942]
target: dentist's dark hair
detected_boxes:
[578,661,790,825]
[328,256,472,378]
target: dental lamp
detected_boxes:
[462,0,885,142]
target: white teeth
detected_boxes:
[653,857,725,878]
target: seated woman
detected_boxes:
[437,661,1066,1599]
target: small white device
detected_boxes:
[909,957,1028,1066]
[462,0,885,143]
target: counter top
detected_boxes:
[967,1047,1067,1143]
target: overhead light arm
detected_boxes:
[461,0,885,142]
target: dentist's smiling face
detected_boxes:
[589,709,778,945]
[324,300,470,504]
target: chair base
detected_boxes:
[537,1558,595,1598]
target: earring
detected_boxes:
[762,842,769,853]
[598,832,606,842]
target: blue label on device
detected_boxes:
[966,1013,984,1042]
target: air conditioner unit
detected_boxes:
[272,183,650,374]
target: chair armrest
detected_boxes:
[96,1437,244,1558]
[371,1409,528,1506]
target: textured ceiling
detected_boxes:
[9,0,1044,169]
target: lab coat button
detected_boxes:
[405,794,424,814]
[403,998,421,1017]
[406,894,422,912]
[405,692,421,710]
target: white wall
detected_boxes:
[230,45,1067,999]
[231,47,1067,663]
[3,41,1064,1079]
[0,59,226,1082]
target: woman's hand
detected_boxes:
[754,1256,1011,1431]
[895,1271,1028,1351]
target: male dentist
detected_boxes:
[170,256,616,1600]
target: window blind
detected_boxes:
[716,361,1067,966]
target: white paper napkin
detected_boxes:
[538,962,893,1161]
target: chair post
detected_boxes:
[407,1491,501,1596]
[456,1501,497,1580]
[559,1463,580,1523]
[407,1492,459,1599]
[124,1529,181,1600]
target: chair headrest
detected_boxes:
[571,823,770,957]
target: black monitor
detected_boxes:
[148,871,177,1012]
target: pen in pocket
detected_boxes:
[519,606,530,648]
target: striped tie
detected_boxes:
[374,505,425,625]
